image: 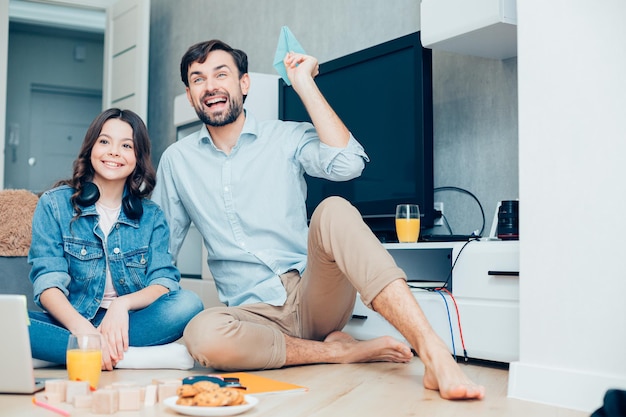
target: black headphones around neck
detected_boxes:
[76,182,143,220]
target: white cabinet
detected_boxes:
[420,0,517,59]
[343,240,520,363]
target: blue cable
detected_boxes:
[435,290,456,360]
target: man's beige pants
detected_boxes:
[184,196,406,370]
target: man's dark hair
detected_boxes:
[180,39,248,87]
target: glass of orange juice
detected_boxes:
[395,204,421,243]
[66,334,102,390]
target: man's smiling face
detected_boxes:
[186,50,249,127]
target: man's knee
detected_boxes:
[183,310,244,369]
[317,196,351,212]
[183,308,287,371]
[312,196,359,226]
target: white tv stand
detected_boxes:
[343,239,520,363]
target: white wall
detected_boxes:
[509,0,626,412]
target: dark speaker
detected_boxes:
[497,200,519,240]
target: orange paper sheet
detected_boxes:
[220,372,308,395]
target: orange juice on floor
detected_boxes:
[67,348,102,389]
[395,218,421,243]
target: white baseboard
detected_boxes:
[508,361,626,413]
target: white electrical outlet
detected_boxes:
[434,202,444,226]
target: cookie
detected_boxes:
[222,388,245,406]
[176,384,199,398]
[193,390,230,407]
[192,380,220,393]
[176,396,195,406]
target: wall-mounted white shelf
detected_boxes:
[420,0,517,60]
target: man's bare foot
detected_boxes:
[323,331,413,364]
[421,342,485,400]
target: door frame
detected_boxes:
[1,0,10,189]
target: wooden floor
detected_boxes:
[1,358,589,417]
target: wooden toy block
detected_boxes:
[92,389,119,414]
[118,387,142,411]
[144,384,157,407]
[65,380,89,404]
[111,381,139,389]
[44,379,67,402]
[157,382,180,403]
[73,394,93,409]
[43,391,64,404]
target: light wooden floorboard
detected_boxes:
[0,358,590,416]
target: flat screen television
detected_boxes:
[278,32,434,242]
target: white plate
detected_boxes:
[163,395,259,416]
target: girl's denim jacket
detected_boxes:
[28,185,181,320]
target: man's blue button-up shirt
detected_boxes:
[152,112,368,307]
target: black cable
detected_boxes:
[407,237,479,291]
[434,186,486,237]
[441,213,454,235]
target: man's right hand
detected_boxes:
[283,52,320,93]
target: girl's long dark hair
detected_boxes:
[55,108,156,217]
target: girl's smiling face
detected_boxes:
[90,118,136,187]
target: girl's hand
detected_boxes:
[98,335,116,371]
[97,298,130,367]
[71,322,114,370]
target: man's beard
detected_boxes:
[194,92,244,127]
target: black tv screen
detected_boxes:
[278,32,434,242]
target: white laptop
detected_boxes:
[0,294,46,393]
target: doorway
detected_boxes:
[28,86,101,192]
[2,0,151,190]
[3,22,104,191]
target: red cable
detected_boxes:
[438,287,467,356]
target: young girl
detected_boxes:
[28,108,204,370]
